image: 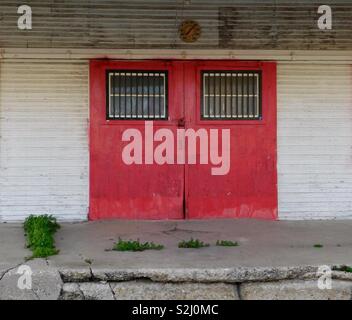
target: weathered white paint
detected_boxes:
[0,61,89,221]
[278,63,352,220]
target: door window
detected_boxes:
[107,71,168,120]
[201,71,261,120]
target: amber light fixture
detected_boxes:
[179,20,201,43]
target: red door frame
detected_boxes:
[89,60,277,220]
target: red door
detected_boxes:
[89,60,277,220]
[184,61,277,219]
[90,60,185,219]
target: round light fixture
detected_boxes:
[179,20,201,43]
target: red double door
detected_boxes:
[90,60,277,220]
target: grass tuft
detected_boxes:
[333,265,352,273]
[313,244,324,248]
[216,240,239,247]
[178,238,210,249]
[24,215,60,258]
[113,238,164,252]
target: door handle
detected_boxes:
[177,117,185,127]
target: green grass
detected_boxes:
[24,215,60,258]
[313,244,324,248]
[333,265,352,273]
[113,238,164,252]
[84,258,93,265]
[216,240,239,247]
[178,238,210,249]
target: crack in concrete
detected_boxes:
[162,226,216,236]
[236,283,243,300]
[88,267,94,281]
[108,282,116,300]
[77,284,86,300]
[31,288,40,300]
[0,263,23,282]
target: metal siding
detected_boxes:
[0,61,89,221]
[0,0,351,50]
[1,59,352,221]
[278,63,352,220]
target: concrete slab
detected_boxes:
[0,259,62,300]
[1,219,352,300]
[0,223,27,275]
[1,219,352,273]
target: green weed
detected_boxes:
[178,238,210,249]
[113,238,164,252]
[24,215,60,258]
[216,240,239,247]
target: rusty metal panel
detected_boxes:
[0,0,351,50]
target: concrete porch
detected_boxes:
[1,219,352,300]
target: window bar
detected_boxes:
[236,73,240,118]
[207,74,210,118]
[218,74,221,119]
[224,73,228,118]
[122,73,125,118]
[129,73,133,118]
[206,73,210,118]
[119,73,122,118]
[230,72,233,118]
[241,73,244,118]
[147,73,150,118]
[139,73,142,118]
[158,74,161,118]
[251,74,254,118]
[255,73,262,118]
[144,73,147,118]
[211,73,215,118]
[121,73,124,118]
[141,73,144,119]
[128,73,131,118]
[161,74,164,118]
[152,73,156,118]
[211,73,214,118]
[233,73,237,118]
[118,73,121,119]
[137,73,140,118]
[133,73,136,118]
[247,72,250,118]
[208,74,211,118]
[204,74,207,118]
[111,73,115,118]
[202,73,205,118]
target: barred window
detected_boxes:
[107,71,168,119]
[202,71,261,120]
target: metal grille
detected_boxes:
[107,71,168,119]
[202,71,261,120]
